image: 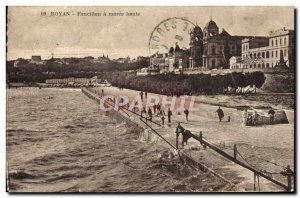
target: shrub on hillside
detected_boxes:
[99,72,267,95]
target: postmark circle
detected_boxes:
[149,17,195,56]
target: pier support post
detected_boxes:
[282,165,294,192]
[176,127,179,149]
[234,144,237,160]
[199,131,202,145]
[254,173,256,191]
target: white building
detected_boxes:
[229,56,243,69]
[241,27,294,69]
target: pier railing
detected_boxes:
[182,130,292,191]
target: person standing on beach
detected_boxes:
[145,92,148,98]
[216,107,224,122]
[184,108,189,121]
[167,108,172,123]
[252,111,259,127]
[268,109,275,125]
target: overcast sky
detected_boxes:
[7,6,294,60]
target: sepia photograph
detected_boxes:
[6,6,295,193]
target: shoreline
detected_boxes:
[6,84,294,110]
[7,83,295,94]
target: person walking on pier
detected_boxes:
[177,123,192,148]
[184,108,189,121]
[216,106,224,122]
[157,103,161,114]
[148,108,153,122]
[153,104,157,114]
[141,107,147,118]
[161,115,165,127]
[140,91,144,101]
[167,108,172,123]
[160,109,165,117]
[101,89,104,97]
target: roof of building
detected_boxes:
[219,29,231,37]
[204,19,218,29]
[31,55,41,60]
[269,27,294,37]
[194,25,203,33]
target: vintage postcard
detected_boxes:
[6,6,295,193]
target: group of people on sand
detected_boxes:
[242,109,259,127]
[242,108,276,126]
[216,106,276,126]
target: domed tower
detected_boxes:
[189,25,203,67]
[203,18,219,42]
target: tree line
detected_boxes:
[99,72,266,95]
[6,58,149,83]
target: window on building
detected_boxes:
[280,38,282,45]
[272,40,273,46]
[278,50,280,58]
[254,53,256,59]
[258,52,260,57]
[272,62,274,67]
[271,51,273,58]
[266,63,269,68]
[284,37,287,45]
[211,46,216,55]
[258,64,261,68]
[250,64,252,68]
[262,63,265,68]
[250,53,252,58]
[275,39,278,46]
[275,50,278,58]
[254,64,256,68]
[262,52,265,58]
[266,51,269,58]
[212,59,216,67]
